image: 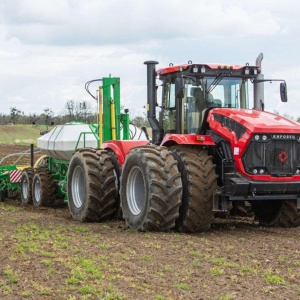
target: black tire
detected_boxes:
[171,146,218,232]
[252,200,300,227]
[67,148,117,222]
[32,169,56,207]
[107,150,122,219]
[120,145,182,231]
[20,168,34,204]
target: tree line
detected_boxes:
[0,100,149,127]
[0,100,97,126]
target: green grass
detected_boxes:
[264,274,287,284]
[210,267,225,276]
[0,124,54,144]
[173,283,191,290]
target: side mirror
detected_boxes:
[280,82,288,102]
[175,77,184,98]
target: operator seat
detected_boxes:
[190,87,205,111]
[207,94,222,108]
[188,87,205,132]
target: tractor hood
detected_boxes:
[210,108,300,134]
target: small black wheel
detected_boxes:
[67,148,117,222]
[32,169,56,207]
[120,145,182,231]
[20,168,34,204]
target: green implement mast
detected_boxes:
[99,77,130,145]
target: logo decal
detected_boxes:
[278,151,288,163]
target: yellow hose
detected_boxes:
[99,88,103,146]
[111,100,116,140]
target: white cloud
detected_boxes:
[1,0,286,46]
[0,0,299,120]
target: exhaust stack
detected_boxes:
[144,61,164,145]
[254,53,264,110]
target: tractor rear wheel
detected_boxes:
[107,150,122,219]
[171,146,218,232]
[252,200,300,227]
[20,168,34,204]
[67,148,117,222]
[32,169,56,207]
[120,145,182,231]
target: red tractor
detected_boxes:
[67,53,300,232]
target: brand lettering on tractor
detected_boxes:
[272,134,296,140]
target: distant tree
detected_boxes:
[77,101,92,122]
[65,100,75,122]
[131,115,149,127]
[0,113,9,124]
[9,107,22,124]
[65,100,92,122]
[29,113,39,125]
[44,108,54,125]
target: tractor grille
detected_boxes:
[242,134,300,177]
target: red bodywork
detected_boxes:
[101,140,148,167]
[207,108,300,182]
[102,135,215,168]
[160,134,215,147]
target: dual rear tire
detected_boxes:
[67,148,118,222]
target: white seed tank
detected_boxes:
[37,123,149,161]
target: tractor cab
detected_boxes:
[157,63,256,135]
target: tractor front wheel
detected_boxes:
[67,148,117,222]
[20,168,34,204]
[171,146,218,232]
[252,200,300,227]
[32,169,56,207]
[120,146,182,231]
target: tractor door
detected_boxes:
[161,77,206,134]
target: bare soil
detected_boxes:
[0,144,42,166]
[0,145,300,300]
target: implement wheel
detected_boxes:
[20,168,34,204]
[120,146,182,231]
[67,148,117,222]
[252,200,300,227]
[32,169,56,207]
[171,146,218,232]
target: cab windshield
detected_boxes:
[185,77,249,109]
[162,76,249,134]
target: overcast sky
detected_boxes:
[0,0,300,119]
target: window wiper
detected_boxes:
[206,73,225,94]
